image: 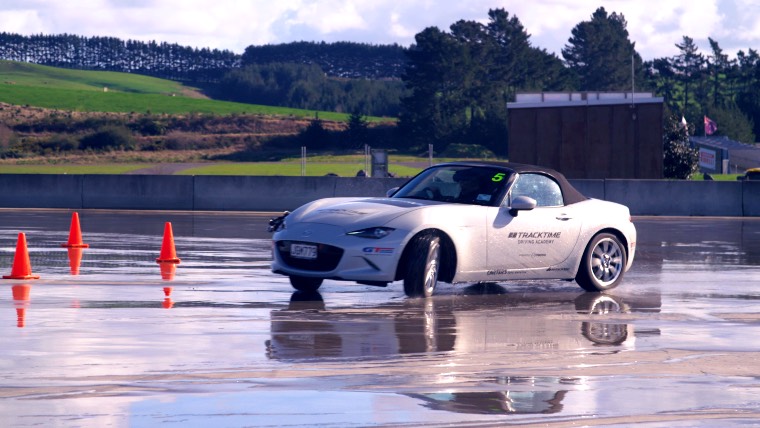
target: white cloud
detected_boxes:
[0,0,755,59]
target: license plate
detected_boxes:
[290,243,317,259]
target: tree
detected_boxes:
[344,112,369,149]
[399,8,556,155]
[562,7,643,91]
[663,115,698,179]
[673,36,705,116]
[399,26,467,150]
[704,104,755,142]
[707,37,733,108]
[299,115,331,149]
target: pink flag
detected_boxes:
[704,116,717,135]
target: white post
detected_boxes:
[364,144,370,177]
[428,144,433,167]
[301,146,305,176]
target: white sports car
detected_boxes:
[270,161,636,297]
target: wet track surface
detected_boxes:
[2,210,760,427]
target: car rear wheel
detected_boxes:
[289,275,323,292]
[403,232,440,298]
[575,233,626,292]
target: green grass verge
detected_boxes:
[177,163,422,177]
[690,173,741,181]
[0,164,151,174]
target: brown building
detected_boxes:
[507,92,664,179]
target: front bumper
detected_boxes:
[271,223,406,283]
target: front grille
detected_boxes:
[276,240,344,271]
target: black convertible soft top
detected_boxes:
[436,161,588,206]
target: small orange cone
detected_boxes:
[67,247,84,275]
[156,222,181,264]
[61,212,89,248]
[3,233,40,280]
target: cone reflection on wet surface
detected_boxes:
[67,247,84,275]
[162,287,173,309]
[11,284,31,328]
[159,262,176,281]
[3,233,40,280]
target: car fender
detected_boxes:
[386,204,491,280]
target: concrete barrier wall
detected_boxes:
[0,174,757,216]
[0,174,84,208]
[602,180,744,217]
[83,175,194,210]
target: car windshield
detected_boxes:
[392,165,511,206]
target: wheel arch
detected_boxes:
[395,228,457,283]
[593,227,630,261]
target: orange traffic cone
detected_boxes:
[61,212,89,248]
[156,222,181,264]
[3,233,40,280]
[67,247,84,275]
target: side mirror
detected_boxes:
[508,195,537,217]
[386,187,399,197]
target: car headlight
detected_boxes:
[346,227,395,239]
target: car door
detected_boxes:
[486,173,583,273]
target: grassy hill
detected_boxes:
[0,60,372,122]
[0,61,413,176]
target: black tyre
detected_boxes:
[403,232,441,298]
[289,275,323,292]
[575,233,627,292]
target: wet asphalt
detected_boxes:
[1,210,760,427]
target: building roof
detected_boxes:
[507,92,663,109]
[690,135,756,151]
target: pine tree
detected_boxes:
[562,7,642,91]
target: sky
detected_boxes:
[0,0,757,61]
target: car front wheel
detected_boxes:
[403,232,440,298]
[575,233,627,292]
[289,275,323,292]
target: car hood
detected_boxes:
[288,197,430,230]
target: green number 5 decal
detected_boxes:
[492,173,506,182]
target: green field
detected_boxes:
[690,173,742,181]
[178,162,423,177]
[0,60,390,122]
[0,164,150,174]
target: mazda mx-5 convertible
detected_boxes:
[269,162,636,297]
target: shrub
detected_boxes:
[663,115,698,179]
[80,126,135,151]
[440,143,496,158]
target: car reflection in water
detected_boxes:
[266,284,661,415]
[409,377,573,415]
